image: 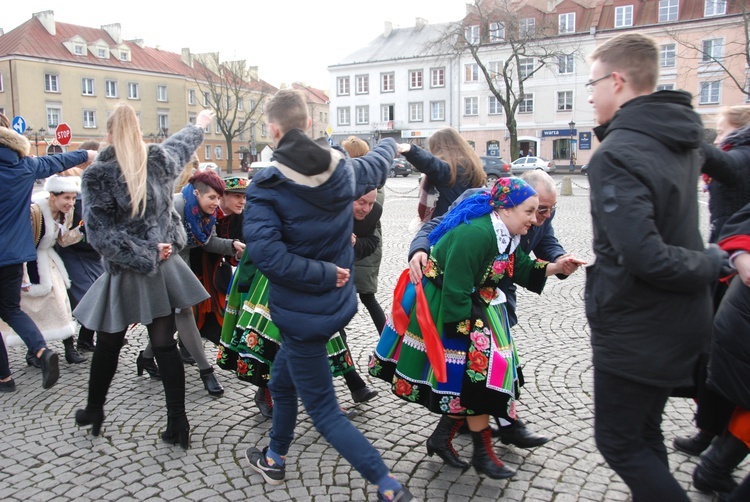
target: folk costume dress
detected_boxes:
[217,249,354,386]
[370,211,548,419]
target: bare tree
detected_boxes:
[433,0,582,160]
[664,3,750,99]
[191,53,274,174]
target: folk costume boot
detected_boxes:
[693,431,749,495]
[63,336,86,364]
[254,386,273,419]
[471,427,515,479]
[154,344,190,450]
[426,415,471,470]
[74,333,123,436]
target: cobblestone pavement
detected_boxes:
[1,175,746,501]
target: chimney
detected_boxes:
[102,23,122,44]
[384,21,393,37]
[248,65,258,81]
[0,29,4,37]
[33,10,56,36]
[415,17,428,31]
[181,48,193,66]
[131,39,144,48]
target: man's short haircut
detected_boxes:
[266,89,309,133]
[590,32,659,93]
[521,170,556,194]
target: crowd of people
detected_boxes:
[0,30,749,502]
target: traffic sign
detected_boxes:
[12,116,27,134]
[55,123,72,146]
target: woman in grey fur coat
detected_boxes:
[73,104,214,449]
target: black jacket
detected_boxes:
[585,90,721,388]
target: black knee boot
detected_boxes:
[471,427,515,479]
[426,415,470,469]
[63,336,86,364]
[74,333,123,436]
[694,431,749,494]
[153,343,189,449]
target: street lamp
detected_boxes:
[568,120,576,172]
[26,127,47,156]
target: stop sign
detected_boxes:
[55,123,72,146]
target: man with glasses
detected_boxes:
[408,170,579,447]
[585,32,726,500]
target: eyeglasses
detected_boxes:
[537,204,558,216]
[585,73,613,94]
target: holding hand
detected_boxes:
[409,250,429,284]
[335,267,350,287]
[232,240,246,260]
[86,150,99,163]
[157,243,173,261]
[549,253,587,276]
[397,143,412,155]
[196,109,215,129]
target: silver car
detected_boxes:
[511,156,555,174]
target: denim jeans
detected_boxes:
[0,264,47,354]
[268,336,389,483]
[594,368,689,502]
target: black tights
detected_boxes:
[359,293,386,334]
[86,314,177,410]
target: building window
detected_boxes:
[157,85,168,102]
[381,104,394,122]
[465,63,479,82]
[214,119,221,134]
[158,114,169,134]
[188,89,195,105]
[559,13,575,34]
[409,102,423,122]
[409,70,423,90]
[657,83,675,91]
[337,76,350,96]
[431,101,445,121]
[204,145,211,159]
[464,97,478,116]
[488,96,503,115]
[519,93,534,113]
[83,110,96,128]
[225,96,232,110]
[703,38,724,62]
[615,6,634,27]
[127,82,140,100]
[45,74,60,93]
[488,61,504,81]
[558,54,574,74]
[80,78,94,96]
[464,24,480,44]
[74,44,85,56]
[237,99,244,111]
[105,80,118,98]
[659,0,679,22]
[0,107,4,116]
[355,105,369,124]
[355,75,369,94]
[431,68,445,87]
[215,146,222,160]
[46,106,61,128]
[120,51,129,61]
[203,91,210,106]
[489,22,505,42]
[519,58,534,79]
[250,99,257,111]
[705,0,726,16]
[660,44,677,68]
[557,91,573,111]
[520,18,535,37]
[0,73,3,92]
[338,107,350,126]
[97,47,107,58]
[381,72,395,93]
[261,123,267,137]
[700,81,720,104]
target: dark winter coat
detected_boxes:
[0,127,88,267]
[701,125,750,242]
[403,144,482,218]
[353,188,384,294]
[81,125,204,276]
[585,90,721,388]
[244,133,395,342]
[707,203,750,409]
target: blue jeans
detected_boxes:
[268,336,389,484]
[0,264,47,355]
[594,368,689,502]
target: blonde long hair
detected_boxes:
[427,128,485,188]
[108,103,148,216]
[175,153,199,193]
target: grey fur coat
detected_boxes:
[81,125,204,276]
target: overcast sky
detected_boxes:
[2,1,470,90]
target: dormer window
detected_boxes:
[120,50,129,62]
[74,44,85,56]
[98,48,107,58]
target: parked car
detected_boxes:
[479,156,511,185]
[198,162,221,176]
[581,164,589,175]
[247,161,272,179]
[511,156,555,174]
[390,157,412,177]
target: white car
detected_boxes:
[198,162,221,176]
[511,156,555,174]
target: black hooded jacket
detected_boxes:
[585,90,721,388]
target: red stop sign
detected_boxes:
[55,123,72,146]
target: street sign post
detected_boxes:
[11,116,27,135]
[55,123,72,146]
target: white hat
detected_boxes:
[44,175,81,194]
